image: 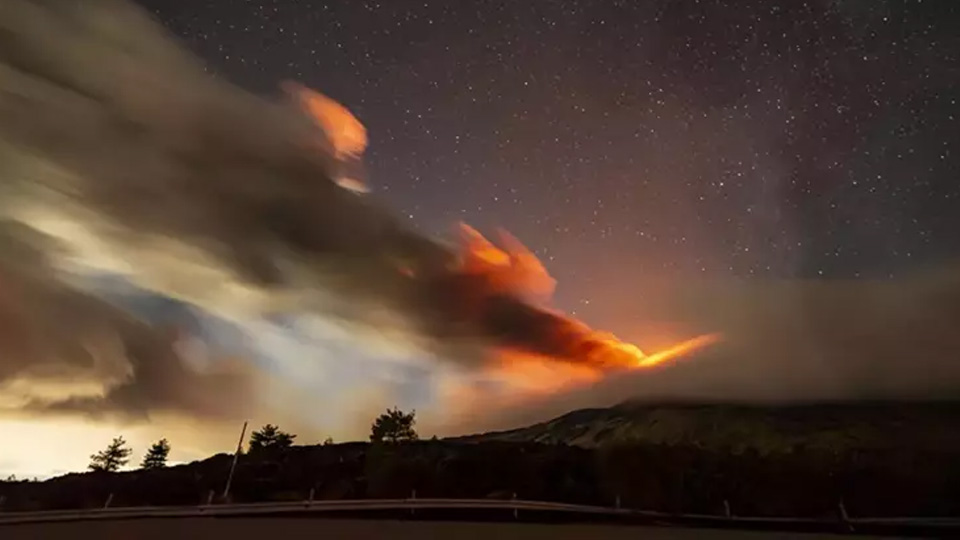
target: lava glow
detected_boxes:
[289,87,720,396]
[456,223,721,393]
[491,349,605,394]
[490,332,721,395]
[635,332,723,368]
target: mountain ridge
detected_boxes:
[3,400,959,518]
[452,399,960,454]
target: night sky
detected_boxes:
[135,0,959,315]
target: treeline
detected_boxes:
[82,407,418,472]
[2,408,959,518]
[2,440,957,517]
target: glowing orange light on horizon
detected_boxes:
[635,332,723,368]
[488,333,721,396]
[285,79,717,387]
[457,224,722,393]
[493,349,605,394]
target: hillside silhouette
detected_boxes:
[456,400,960,453]
[2,401,959,518]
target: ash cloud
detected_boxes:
[0,0,957,432]
[458,268,960,434]
[0,0,451,310]
[0,0,449,351]
[0,0,640,420]
[0,221,254,421]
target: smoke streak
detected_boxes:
[0,0,690,422]
[0,0,956,438]
[0,220,254,420]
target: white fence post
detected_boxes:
[724,499,732,518]
[103,493,114,509]
[838,500,854,532]
[222,421,248,502]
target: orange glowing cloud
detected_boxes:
[453,223,721,394]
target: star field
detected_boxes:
[136,0,959,312]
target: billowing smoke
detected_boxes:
[0,220,254,420]
[450,268,960,434]
[1,0,957,436]
[0,0,652,421]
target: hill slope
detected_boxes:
[2,402,960,517]
[455,401,960,454]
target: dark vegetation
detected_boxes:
[87,436,132,473]
[140,439,171,470]
[248,425,296,459]
[369,407,417,443]
[2,402,959,518]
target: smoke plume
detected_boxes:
[451,267,960,434]
[0,220,254,420]
[1,0,957,434]
[0,0,653,421]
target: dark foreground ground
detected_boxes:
[0,518,894,540]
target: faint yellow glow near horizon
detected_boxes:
[0,417,240,479]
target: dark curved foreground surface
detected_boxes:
[0,517,890,540]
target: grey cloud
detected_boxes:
[0,0,646,373]
[0,220,255,420]
[0,0,957,431]
[454,267,960,434]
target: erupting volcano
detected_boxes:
[451,222,721,392]
[290,81,721,386]
[287,82,722,393]
[0,0,725,429]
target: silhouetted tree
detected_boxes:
[323,437,334,446]
[89,436,132,472]
[370,407,418,443]
[248,424,296,455]
[141,438,171,469]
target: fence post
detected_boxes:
[307,487,315,505]
[723,499,732,519]
[0,494,6,509]
[103,493,114,509]
[222,421,248,502]
[205,490,215,506]
[410,489,416,516]
[838,500,854,532]
[512,492,518,520]
[615,494,621,510]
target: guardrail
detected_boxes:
[1,496,958,535]
[0,498,625,525]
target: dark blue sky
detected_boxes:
[136,0,959,315]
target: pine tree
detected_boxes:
[370,408,418,443]
[141,438,171,469]
[89,436,132,472]
[248,424,296,456]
